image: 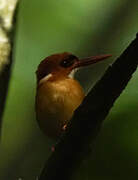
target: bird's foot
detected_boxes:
[51,146,55,152]
[62,124,67,131]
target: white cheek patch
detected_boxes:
[39,73,53,85]
[68,68,78,78]
[39,69,78,85]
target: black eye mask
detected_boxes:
[60,55,78,68]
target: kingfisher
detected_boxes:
[35,52,111,139]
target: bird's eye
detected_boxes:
[60,55,77,68]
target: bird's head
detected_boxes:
[36,52,111,83]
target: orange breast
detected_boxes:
[35,77,85,139]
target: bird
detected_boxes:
[35,52,111,139]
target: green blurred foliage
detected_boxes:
[0,0,138,179]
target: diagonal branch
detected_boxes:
[39,34,138,180]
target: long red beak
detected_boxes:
[73,54,112,69]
